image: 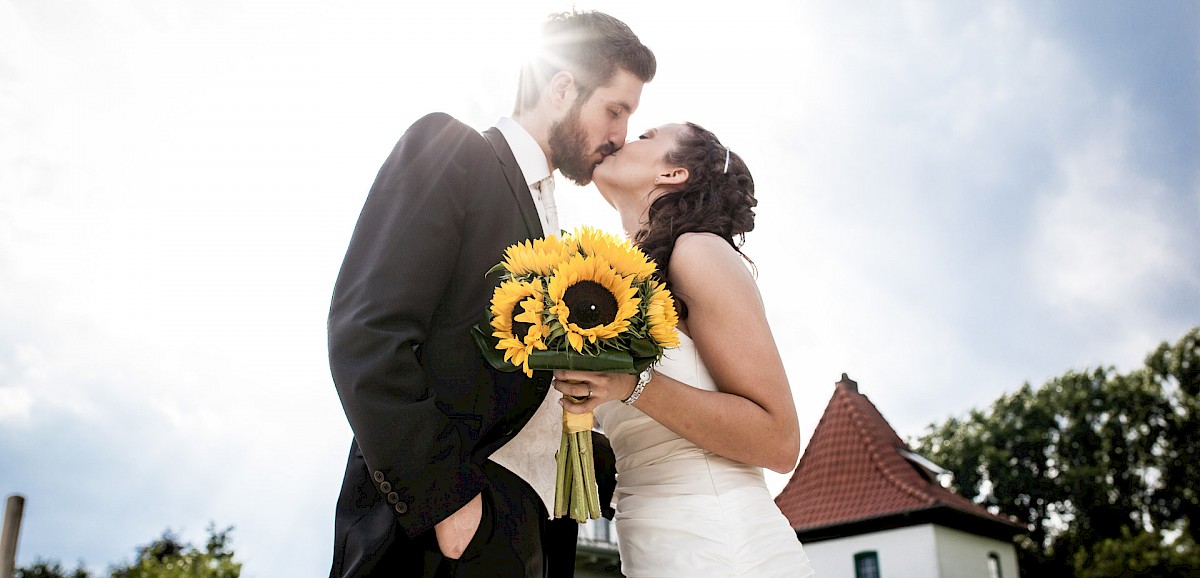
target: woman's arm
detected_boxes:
[554,232,801,473]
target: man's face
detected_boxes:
[550,69,645,186]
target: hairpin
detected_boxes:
[722,147,731,174]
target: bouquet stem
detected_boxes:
[581,430,601,519]
[555,410,601,523]
[554,431,570,518]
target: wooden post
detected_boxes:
[1,494,24,578]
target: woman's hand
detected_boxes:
[552,369,640,413]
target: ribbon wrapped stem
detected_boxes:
[555,410,601,522]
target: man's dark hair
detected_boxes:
[513,10,656,114]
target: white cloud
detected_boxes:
[1029,103,1180,312]
[0,386,33,423]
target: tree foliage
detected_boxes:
[15,559,92,578]
[108,524,240,578]
[14,524,240,578]
[1072,524,1200,578]
[913,327,1199,576]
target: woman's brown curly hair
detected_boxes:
[632,123,756,315]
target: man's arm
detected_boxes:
[328,113,485,537]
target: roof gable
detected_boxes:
[775,374,1024,540]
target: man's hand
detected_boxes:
[434,493,482,559]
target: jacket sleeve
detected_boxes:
[328,113,486,537]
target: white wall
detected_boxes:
[933,525,1020,578]
[800,523,1021,578]
[801,525,939,578]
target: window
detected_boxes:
[594,517,611,542]
[987,552,1002,578]
[854,551,880,578]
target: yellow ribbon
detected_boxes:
[562,410,594,434]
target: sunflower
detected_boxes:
[499,236,575,278]
[644,281,681,348]
[546,253,641,353]
[489,279,549,376]
[572,226,657,280]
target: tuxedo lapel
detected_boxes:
[483,127,544,239]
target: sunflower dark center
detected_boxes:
[510,301,533,340]
[563,280,618,329]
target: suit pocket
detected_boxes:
[457,485,494,562]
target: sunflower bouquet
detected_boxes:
[473,227,681,522]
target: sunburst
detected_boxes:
[572,226,657,280]
[546,253,640,353]
[499,235,575,278]
[489,279,549,376]
[644,281,681,348]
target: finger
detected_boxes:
[559,397,598,414]
[563,383,590,404]
[552,379,584,397]
[554,369,601,383]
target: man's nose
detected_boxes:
[611,124,628,149]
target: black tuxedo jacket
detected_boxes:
[328,113,555,543]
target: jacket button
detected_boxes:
[379,481,392,493]
[395,501,408,514]
[373,471,385,483]
[387,492,400,504]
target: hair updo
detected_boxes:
[633,123,757,303]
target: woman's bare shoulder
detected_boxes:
[667,233,758,313]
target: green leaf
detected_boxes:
[471,325,520,373]
[632,355,657,374]
[629,336,658,358]
[485,262,508,278]
[526,349,637,373]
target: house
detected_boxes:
[573,517,622,577]
[775,374,1027,578]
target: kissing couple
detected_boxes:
[327,9,816,578]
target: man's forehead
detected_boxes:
[593,72,645,111]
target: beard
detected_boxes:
[549,100,613,186]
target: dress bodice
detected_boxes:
[595,331,715,472]
[594,331,815,577]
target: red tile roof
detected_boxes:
[775,374,1024,539]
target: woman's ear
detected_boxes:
[657,167,689,186]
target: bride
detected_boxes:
[552,122,815,577]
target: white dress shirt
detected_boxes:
[494,116,558,236]
[487,116,564,516]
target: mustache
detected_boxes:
[598,142,617,157]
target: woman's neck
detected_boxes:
[618,207,642,240]
[610,188,658,240]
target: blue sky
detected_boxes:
[1,0,1197,576]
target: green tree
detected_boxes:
[108,524,241,578]
[1073,524,1200,578]
[14,559,92,578]
[1146,328,1200,528]
[914,327,1198,576]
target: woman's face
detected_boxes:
[592,123,689,206]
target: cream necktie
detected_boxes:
[488,175,564,515]
[536,176,559,237]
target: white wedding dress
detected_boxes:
[595,332,815,577]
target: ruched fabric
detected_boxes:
[596,334,815,577]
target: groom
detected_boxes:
[327,10,655,578]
